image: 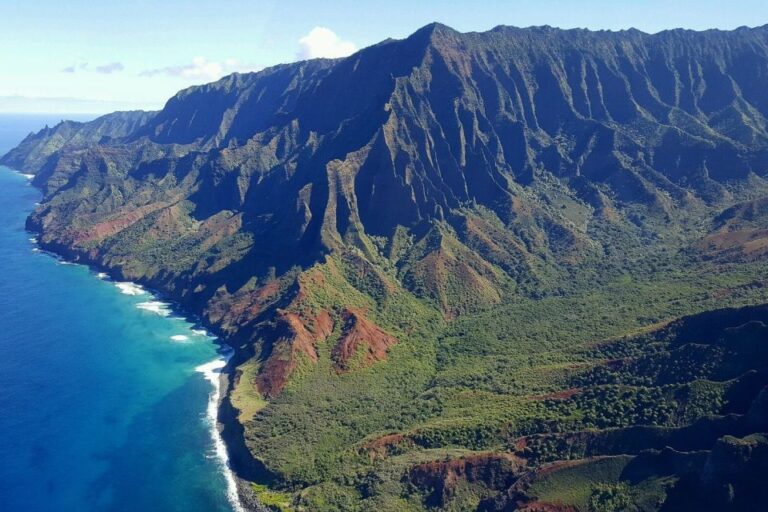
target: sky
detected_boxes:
[1,0,766,113]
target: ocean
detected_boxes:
[0,114,238,511]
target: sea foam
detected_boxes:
[195,347,244,512]
[136,301,171,317]
[115,282,145,296]
[170,334,190,342]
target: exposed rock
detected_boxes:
[332,308,397,371]
[408,453,524,507]
[256,308,334,397]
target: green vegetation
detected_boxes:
[588,482,632,512]
[251,484,292,512]
[528,456,633,509]
[9,21,768,512]
[232,247,768,510]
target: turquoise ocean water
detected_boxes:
[0,115,238,511]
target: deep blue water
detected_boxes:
[0,115,237,511]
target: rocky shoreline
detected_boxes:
[26,221,268,512]
[219,373,273,512]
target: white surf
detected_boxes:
[195,348,244,512]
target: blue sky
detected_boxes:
[1,0,766,113]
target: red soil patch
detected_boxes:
[530,388,581,401]
[256,308,334,397]
[514,437,529,451]
[280,312,321,363]
[74,202,172,243]
[699,228,768,261]
[332,308,397,371]
[410,453,522,482]
[216,279,283,327]
[360,433,412,460]
[313,309,334,338]
[409,453,524,505]
[364,433,405,449]
[255,280,281,302]
[302,266,327,288]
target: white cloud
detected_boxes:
[296,27,356,60]
[95,62,125,74]
[140,57,259,81]
[61,62,124,74]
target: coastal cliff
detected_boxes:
[6,23,768,511]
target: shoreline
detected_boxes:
[195,348,246,512]
[40,249,268,511]
[5,164,269,511]
[7,166,260,512]
[107,270,267,511]
[48,253,261,511]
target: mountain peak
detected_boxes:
[414,21,457,35]
[407,21,460,45]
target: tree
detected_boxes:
[588,482,632,512]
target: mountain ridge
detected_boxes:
[5,22,768,511]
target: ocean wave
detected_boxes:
[191,329,211,337]
[170,334,190,342]
[96,272,109,280]
[136,301,171,316]
[195,348,244,512]
[21,173,34,180]
[29,237,37,243]
[115,282,145,296]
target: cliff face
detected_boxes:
[18,24,768,264]
[0,110,155,175]
[7,23,768,511]
[16,23,768,311]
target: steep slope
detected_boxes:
[700,196,768,260]
[6,23,768,511]
[0,110,155,174]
